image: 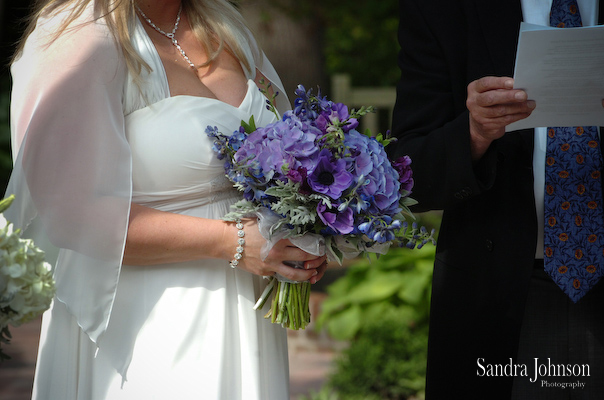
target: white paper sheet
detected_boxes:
[506,22,604,131]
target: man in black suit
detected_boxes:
[391,1,604,399]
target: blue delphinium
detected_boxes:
[358,216,401,244]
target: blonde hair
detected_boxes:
[14,0,257,80]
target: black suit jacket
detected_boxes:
[392,1,604,398]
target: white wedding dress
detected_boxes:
[7,6,290,400]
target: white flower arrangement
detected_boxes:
[0,195,55,361]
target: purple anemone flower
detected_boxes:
[317,203,354,234]
[308,150,353,199]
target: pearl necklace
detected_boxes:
[136,4,196,70]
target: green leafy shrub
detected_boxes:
[316,246,434,341]
[329,307,427,400]
[313,245,435,399]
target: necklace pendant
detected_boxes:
[137,4,196,71]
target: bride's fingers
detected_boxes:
[309,260,328,284]
[274,256,328,283]
[274,263,319,282]
[303,255,327,270]
[269,239,326,262]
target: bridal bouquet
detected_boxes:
[0,195,55,360]
[207,84,434,329]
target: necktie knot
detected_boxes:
[550,0,583,28]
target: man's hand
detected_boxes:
[466,77,536,160]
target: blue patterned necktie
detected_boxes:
[543,0,604,302]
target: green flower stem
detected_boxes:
[253,277,276,311]
[303,282,311,325]
[287,287,296,329]
[295,284,302,328]
[291,284,298,329]
[270,281,280,323]
[278,282,288,324]
[258,279,312,330]
[298,284,304,318]
[291,285,296,327]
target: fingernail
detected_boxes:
[527,100,536,109]
[514,91,526,101]
[312,270,318,276]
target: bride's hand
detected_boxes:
[230,219,328,283]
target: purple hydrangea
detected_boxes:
[344,130,402,216]
[233,113,322,185]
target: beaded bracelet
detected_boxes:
[229,219,245,268]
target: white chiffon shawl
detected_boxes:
[5,5,289,347]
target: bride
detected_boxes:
[6,0,327,398]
